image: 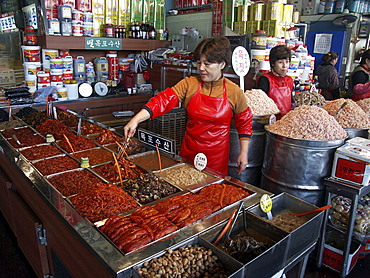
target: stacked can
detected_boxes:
[72,10,83,36]
[22,44,41,93]
[37,71,51,89]
[82,12,94,36]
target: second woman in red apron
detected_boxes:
[124,36,252,175]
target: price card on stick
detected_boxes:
[232,46,250,92]
[194,153,207,171]
[260,194,273,220]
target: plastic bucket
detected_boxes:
[21,45,41,62]
[228,115,270,187]
[23,62,41,76]
[72,20,83,36]
[251,49,268,68]
[50,69,64,82]
[37,71,51,84]
[63,69,74,81]
[82,22,93,36]
[65,83,79,100]
[25,75,37,89]
[62,56,73,69]
[261,130,346,206]
[50,58,64,70]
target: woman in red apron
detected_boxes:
[124,36,252,175]
[256,45,294,119]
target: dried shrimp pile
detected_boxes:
[322,98,370,129]
[266,105,347,141]
[244,89,280,116]
[356,98,370,117]
[293,91,326,107]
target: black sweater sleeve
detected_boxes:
[256,76,270,94]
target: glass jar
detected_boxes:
[23,25,38,46]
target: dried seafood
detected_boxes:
[293,91,326,107]
[244,89,280,116]
[322,98,370,129]
[266,105,347,141]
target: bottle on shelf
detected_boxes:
[163,28,169,40]
[149,23,156,40]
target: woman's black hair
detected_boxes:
[322,51,339,63]
[193,36,231,68]
[360,49,370,65]
[269,45,292,67]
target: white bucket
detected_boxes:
[62,56,73,69]
[21,45,41,63]
[57,86,68,100]
[25,75,37,89]
[42,49,59,71]
[50,69,64,82]
[65,83,79,100]
[251,49,268,68]
[23,62,41,76]
[72,20,83,36]
[289,57,299,70]
[82,22,93,37]
[50,58,64,70]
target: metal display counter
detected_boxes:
[0,129,271,277]
[316,177,370,278]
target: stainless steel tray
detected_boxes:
[128,150,181,172]
[46,167,105,198]
[200,211,289,278]
[247,192,325,264]
[153,162,223,191]
[131,235,245,278]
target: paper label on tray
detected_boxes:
[194,153,207,171]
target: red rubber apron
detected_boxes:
[180,80,232,174]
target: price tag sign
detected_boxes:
[137,129,176,155]
[85,37,122,50]
[260,194,273,220]
[194,153,207,171]
[269,114,276,125]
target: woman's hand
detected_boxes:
[124,109,151,139]
[237,139,250,174]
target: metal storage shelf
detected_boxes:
[316,177,370,278]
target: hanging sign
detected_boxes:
[85,37,122,50]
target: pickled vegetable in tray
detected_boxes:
[23,111,49,128]
[80,121,104,135]
[104,139,145,156]
[70,182,138,222]
[267,210,308,233]
[1,126,34,138]
[121,173,179,205]
[93,158,145,183]
[95,129,120,145]
[99,206,178,253]
[32,155,79,175]
[36,118,74,140]
[57,110,79,127]
[58,134,96,152]
[20,144,63,160]
[47,169,103,197]
[129,151,179,171]
[72,148,113,166]
[198,183,251,208]
[8,134,44,148]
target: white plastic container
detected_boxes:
[50,69,64,83]
[62,56,73,69]
[23,62,41,76]
[57,86,68,100]
[82,22,93,36]
[50,58,64,70]
[72,20,83,36]
[65,83,79,100]
[25,75,37,90]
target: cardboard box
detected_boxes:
[0,69,15,85]
[322,232,361,275]
[331,143,370,186]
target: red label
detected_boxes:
[335,158,366,184]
